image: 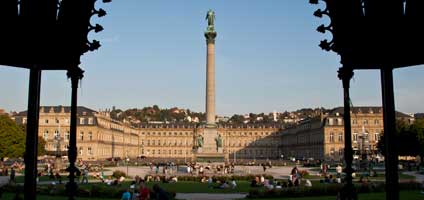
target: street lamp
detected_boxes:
[310,1,424,200]
[126,157,130,177]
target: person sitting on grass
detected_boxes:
[170,176,178,183]
[119,176,126,184]
[275,182,282,189]
[217,181,230,189]
[230,178,237,189]
[305,179,312,187]
[153,184,169,200]
[208,176,213,188]
[250,178,258,187]
[121,188,131,200]
[138,181,150,200]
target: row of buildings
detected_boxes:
[11,105,414,161]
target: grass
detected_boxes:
[75,180,253,193]
[3,190,423,200]
[14,175,99,183]
[250,190,424,200]
[1,193,116,200]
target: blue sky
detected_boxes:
[1,1,423,116]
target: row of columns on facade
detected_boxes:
[24,67,84,200]
[338,66,398,200]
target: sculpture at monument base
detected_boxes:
[197,135,204,148]
[215,134,222,151]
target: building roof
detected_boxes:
[327,106,412,118]
[14,106,97,117]
[415,113,424,119]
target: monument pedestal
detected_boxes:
[195,128,225,162]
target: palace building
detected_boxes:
[280,106,414,161]
[12,106,282,161]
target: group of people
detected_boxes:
[120,179,171,200]
[186,162,236,175]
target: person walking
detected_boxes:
[81,168,89,184]
[9,168,15,184]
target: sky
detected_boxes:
[1,1,424,116]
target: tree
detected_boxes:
[0,115,25,159]
[0,115,48,159]
[38,136,47,156]
[377,120,421,158]
[410,118,424,165]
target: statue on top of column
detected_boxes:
[206,9,215,32]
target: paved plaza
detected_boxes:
[103,165,313,179]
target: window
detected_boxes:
[374,119,379,125]
[80,118,85,125]
[329,132,334,142]
[80,132,84,141]
[352,120,357,124]
[152,150,155,155]
[339,148,343,156]
[338,133,343,142]
[65,131,70,141]
[353,133,358,142]
[88,118,93,124]
[147,140,150,145]
[56,119,60,124]
[54,144,60,151]
[54,130,60,139]
[375,133,380,142]
[88,147,93,155]
[43,131,49,140]
[89,132,93,141]
[158,150,161,155]
[45,119,49,124]
[79,147,83,155]
[152,140,155,146]
[330,148,335,155]
[158,140,161,145]
[363,120,368,125]
[174,150,177,155]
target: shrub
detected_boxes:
[112,170,126,178]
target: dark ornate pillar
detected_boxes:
[24,68,42,200]
[337,66,357,200]
[66,67,84,200]
[380,68,399,200]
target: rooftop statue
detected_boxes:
[206,9,215,32]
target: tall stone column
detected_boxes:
[205,31,217,126]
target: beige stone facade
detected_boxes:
[281,107,414,161]
[13,106,282,161]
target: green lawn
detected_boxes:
[3,191,423,200]
[75,180,252,194]
[1,193,116,200]
[251,191,424,200]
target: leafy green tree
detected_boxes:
[38,136,47,156]
[377,120,421,158]
[0,115,25,159]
